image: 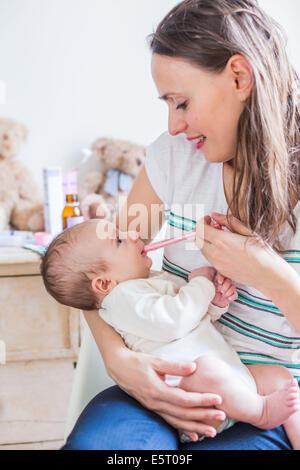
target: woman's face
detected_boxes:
[151,54,246,163]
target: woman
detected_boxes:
[63,0,300,450]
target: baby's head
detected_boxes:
[41,219,152,310]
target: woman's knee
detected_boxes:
[62,385,178,450]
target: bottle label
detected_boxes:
[63,171,78,195]
[65,201,80,207]
[66,216,84,228]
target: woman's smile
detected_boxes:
[187,135,207,149]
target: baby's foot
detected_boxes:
[256,379,300,430]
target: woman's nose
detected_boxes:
[168,112,187,136]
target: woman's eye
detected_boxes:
[176,101,188,110]
[117,237,122,245]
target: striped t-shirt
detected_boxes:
[145,131,300,379]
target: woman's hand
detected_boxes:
[107,347,226,438]
[195,212,288,291]
[196,212,300,332]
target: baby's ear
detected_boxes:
[92,276,117,296]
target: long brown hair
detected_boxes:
[148,0,300,250]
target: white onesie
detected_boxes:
[99,270,256,397]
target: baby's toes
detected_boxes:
[287,397,300,413]
[285,380,300,409]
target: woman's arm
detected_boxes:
[196,213,300,333]
[262,270,300,333]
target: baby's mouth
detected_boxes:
[140,241,146,255]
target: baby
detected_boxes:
[41,218,300,448]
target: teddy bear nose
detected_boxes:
[136,158,142,166]
[3,134,8,140]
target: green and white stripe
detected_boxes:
[218,312,300,348]
[280,250,300,264]
[166,210,196,231]
[236,289,282,316]
[162,255,190,281]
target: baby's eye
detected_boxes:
[176,101,188,110]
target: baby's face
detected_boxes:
[84,219,152,282]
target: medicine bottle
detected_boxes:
[62,171,84,229]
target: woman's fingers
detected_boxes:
[113,351,226,438]
[151,380,222,408]
[195,217,225,248]
[158,412,217,438]
[152,357,197,377]
[196,213,252,249]
[180,431,199,442]
[148,358,224,408]
[153,398,226,422]
[211,212,252,236]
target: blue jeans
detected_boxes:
[62,382,300,450]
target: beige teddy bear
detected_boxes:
[79,137,146,221]
[0,118,45,231]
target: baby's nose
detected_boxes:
[127,230,139,242]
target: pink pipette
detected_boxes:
[142,223,221,254]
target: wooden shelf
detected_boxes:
[0,247,80,449]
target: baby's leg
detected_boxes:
[247,364,300,450]
[179,356,298,431]
[284,412,300,450]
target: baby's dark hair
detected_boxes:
[41,221,108,310]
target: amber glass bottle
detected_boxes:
[62,171,84,229]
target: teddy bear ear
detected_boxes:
[92,137,111,154]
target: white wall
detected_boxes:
[0,0,178,187]
[0,0,299,190]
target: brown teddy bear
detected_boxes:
[0,118,45,231]
[79,137,146,221]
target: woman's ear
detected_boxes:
[227,54,254,102]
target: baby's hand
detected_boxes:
[188,267,216,283]
[212,273,238,308]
